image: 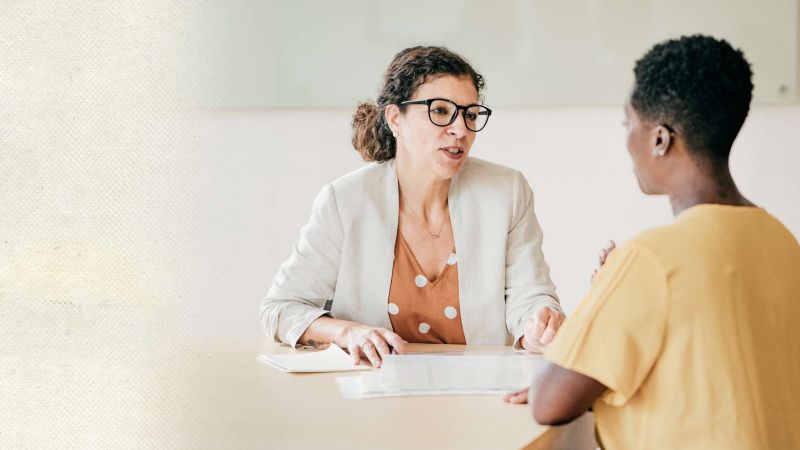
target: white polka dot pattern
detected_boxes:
[414,275,428,287]
[388,303,400,315]
[444,306,457,319]
[447,253,457,265]
[418,322,431,334]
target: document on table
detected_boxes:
[258,344,372,373]
[337,350,546,399]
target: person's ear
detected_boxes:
[652,125,673,157]
[384,104,401,138]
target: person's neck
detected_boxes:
[667,159,754,216]
[395,158,450,220]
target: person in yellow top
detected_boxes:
[506,35,800,449]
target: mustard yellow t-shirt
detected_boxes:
[545,205,800,450]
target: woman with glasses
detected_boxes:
[261,46,565,366]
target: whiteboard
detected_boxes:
[183,0,798,108]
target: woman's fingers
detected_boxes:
[523,308,566,352]
[380,330,408,355]
[593,239,618,281]
[599,240,617,265]
[522,322,543,352]
[522,310,548,353]
[369,331,392,359]
[502,389,530,404]
[538,316,556,346]
[347,342,362,365]
[539,312,564,346]
[529,308,548,340]
[360,341,382,367]
[342,326,406,367]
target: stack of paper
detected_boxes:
[258,344,372,373]
[337,351,545,399]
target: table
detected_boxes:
[159,338,596,449]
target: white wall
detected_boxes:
[183,106,800,337]
[188,0,798,107]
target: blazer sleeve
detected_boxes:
[260,183,344,347]
[504,170,562,343]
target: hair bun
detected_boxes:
[351,100,394,162]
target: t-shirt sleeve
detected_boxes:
[544,242,668,406]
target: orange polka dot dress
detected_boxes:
[387,233,466,344]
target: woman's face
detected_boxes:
[624,101,663,195]
[390,75,479,181]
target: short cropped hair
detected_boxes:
[631,35,753,164]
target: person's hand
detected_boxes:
[335,324,408,368]
[503,388,530,404]
[519,306,565,354]
[591,240,616,281]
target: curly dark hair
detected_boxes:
[631,35,753,164]
[351,46,485,162]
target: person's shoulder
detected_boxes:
[634,205,799,254]
[761,210,800,250]
[625,213,723,269]
[625,222,686,264]
[320,160,394,217]
[326,160,393,198]
[631,223,679,247]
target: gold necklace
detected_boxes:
[401,195,448,239]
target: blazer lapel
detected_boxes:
[363,160,398,330]
[448,166,480,344]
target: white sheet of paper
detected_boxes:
[258,344,372,373]
[337,351,546,399]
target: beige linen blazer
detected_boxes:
[262,157,562,346]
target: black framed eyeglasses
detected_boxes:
[399,98,492,132]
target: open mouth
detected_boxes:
[439,147,464,159]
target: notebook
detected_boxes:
[258,344,373,373]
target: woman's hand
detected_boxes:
[335,323,408,368]
[503,388,530,404]
[519,306,565,354]
[591,240,616,281]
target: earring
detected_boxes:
[655,148,666,157]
